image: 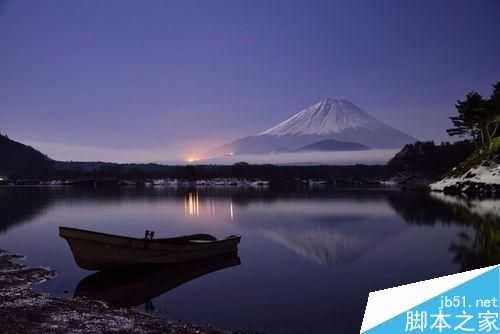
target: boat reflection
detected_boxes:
[74,254,241,307]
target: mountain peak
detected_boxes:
[260,98,377,136]
[209,99,416,156]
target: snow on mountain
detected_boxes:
[208,98,416,157]
[260,98,381,136]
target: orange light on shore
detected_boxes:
[186,156,200,163]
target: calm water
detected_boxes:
[1,187,499,334]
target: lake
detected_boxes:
[0,187,498,334]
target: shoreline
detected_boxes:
[0,250,257,334]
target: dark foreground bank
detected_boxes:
[0,250,257,334]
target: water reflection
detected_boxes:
[430,193,500,271]
[185,192,200,216]
[1,188,499,334]
[0,189,52,233]
[184,191,235,220]
[261,226,381,265]
[1,188,499,272]
[387,191,500,271]
[74,254,241,308]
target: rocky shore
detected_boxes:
[0,250,256,334]
[430,159,500,197]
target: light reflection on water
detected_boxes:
[185,192,199,217]
[184,191,234,220]
[0,188,498,334]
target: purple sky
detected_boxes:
[1,0,500,162]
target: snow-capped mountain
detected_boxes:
[209,98,416,156]
[261,98,383,136]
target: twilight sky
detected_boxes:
[1,0,500,162]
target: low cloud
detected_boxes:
[22,139,398,165]
[199,149,399,165]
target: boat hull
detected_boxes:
[60,227,241,270]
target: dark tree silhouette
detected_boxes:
[387,140,474,179]
[447,82,500,148]
[447,92,485,141]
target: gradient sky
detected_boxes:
[1,0,500,162]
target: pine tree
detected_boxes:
[447,92,485,143]
[447,82,500,149]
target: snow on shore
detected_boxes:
[430,162,500,192]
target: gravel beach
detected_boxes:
[0,250,257,334]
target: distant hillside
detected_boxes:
[0,134,53,177]
[296,139,368,152]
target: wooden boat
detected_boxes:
[74,254,241,307]
[59,226,241,270]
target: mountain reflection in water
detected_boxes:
[1,188,499,272]
[74,254,241,308]
[1,187,499,334]
[249,191,500,268]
